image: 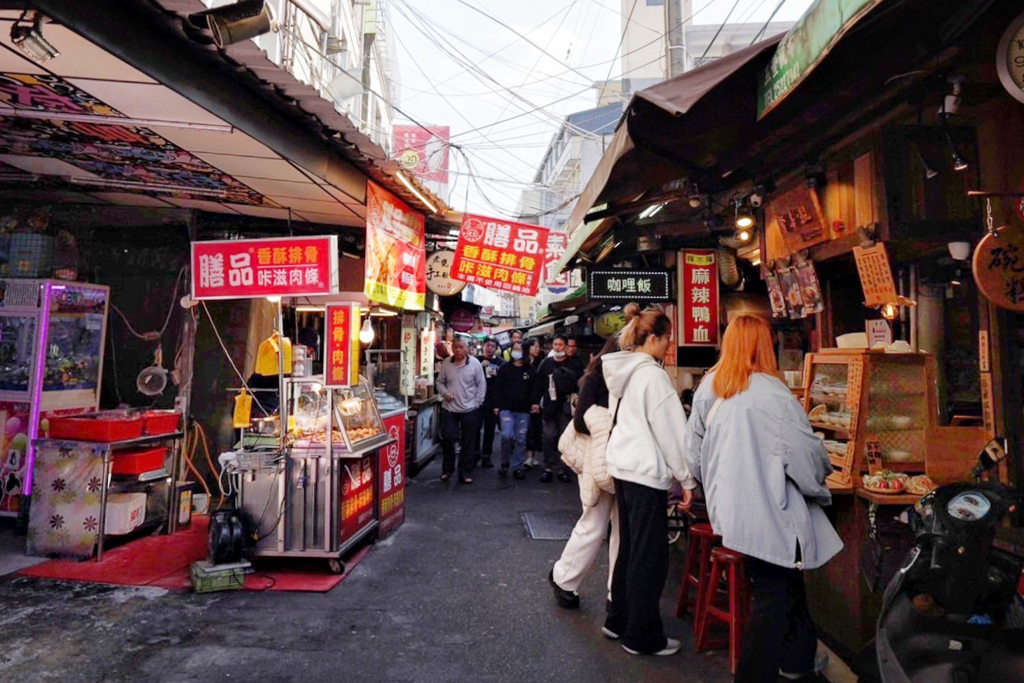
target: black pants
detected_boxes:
[441,408,479,477]
[541,411,571,470]
[527,412,543,452]
[736,556,817,683]
[479,407,499,458]
[606,479,669,654]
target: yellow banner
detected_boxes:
[684,253,716,266]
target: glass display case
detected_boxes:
[0,280,109,517]
[287,375,385,454]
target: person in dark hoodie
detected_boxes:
[493,340,535,479]
[532,334,581,483]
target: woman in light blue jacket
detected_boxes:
[683,315,842,683]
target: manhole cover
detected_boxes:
[522,511,577,541]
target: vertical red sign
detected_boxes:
[325,303,360,388]
[678,250,720,347]
[450,214,550,296]
[340,454,375,542]
[377,413,406,538]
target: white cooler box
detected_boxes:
[104,492,147,535]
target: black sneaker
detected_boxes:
[480,458,494,469]
[548,569,579,609]
[512,468,525,480]
[557,470,571,483]
[498,466,508,479]
[539,470,554,483]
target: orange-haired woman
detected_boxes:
[683,314,841,683]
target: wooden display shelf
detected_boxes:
[855,488,922,506]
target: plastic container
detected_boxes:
[112,447,167,475]
[143,410,181,435]
[49,415,144,442]
[190,561,247,594]
[104,492,146,535]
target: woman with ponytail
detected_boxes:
[683,314,841,682]
[601,303,695,657]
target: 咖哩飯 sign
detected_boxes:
[588,270,670,300]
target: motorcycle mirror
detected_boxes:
[971,437,1007,480]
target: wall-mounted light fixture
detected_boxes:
[188,0,274,48]
[11,12,59,62]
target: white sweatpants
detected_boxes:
[552,489,619,595]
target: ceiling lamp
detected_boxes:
[639,202,666,220]
[11,12,59,63]
[736,228,752,243]
[734,200,755,230]
[188,0,273,48]
[359,317,375,345]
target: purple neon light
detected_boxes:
[23,282,52,496]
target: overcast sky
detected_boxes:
[389,0,815,218]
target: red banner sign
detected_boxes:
[451,214,549,296]
[365,181,426,310]
[678,250,720,347]
[377,413,406,538]
[340,454,374,543]
[325,303,360,388]
[393,125,450,185]
[191,236,338,300]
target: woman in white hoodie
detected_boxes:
[602,303,696,657]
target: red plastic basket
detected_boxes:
[49,416,144,442]
[143,410,181,436]
[112,447,167,476]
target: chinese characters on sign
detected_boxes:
[341,455,375,542]
[425,250,466,297]
[400,317,417,397]
[325,303,360,388]
[450,214,550,296]
[377,413,406,538]
[973,224,1024,312]
[191,236,338,300]
[766,184,830,253]
[365,181,426,311]
[544,232,570,288]
[393,125,450,188]
[678,251,720,347]
[853,243,899,307]
[589,270,670,300]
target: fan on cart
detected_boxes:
[137,347,168,397]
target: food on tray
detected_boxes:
[809,404,828,422]
[347,427,380,442]
[905,475,936,495]
[310,429,346,444]
[863,470,906,494]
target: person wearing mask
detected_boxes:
[493,341,535,479]
[602,303,695,657]
[502,329,524,362]
[477,337,504,468]
[532,334,581,484]
[549,336,620,610]
[435,338,486,485]
[683,315,841,683]
[524,338,545,468]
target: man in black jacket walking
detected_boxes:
[531,334,580,483]
[477,337,504,468]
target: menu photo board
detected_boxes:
[451,214,550,296]
[853,243,899,307]
[191,236,338,300]
[589,269,670,301]
[678,250,720,347]
[325,303,361,388]
[365,181,426,311]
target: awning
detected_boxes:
[552,35,784,273]
[527,319,563,338]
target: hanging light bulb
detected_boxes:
[880,302,899,321]
[266,295,281,303]
[737,229,752,243]
[734,200,755,229]
[359,317,375,345]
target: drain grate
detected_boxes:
[522,511,577,541]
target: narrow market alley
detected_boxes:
[0,459,733,683]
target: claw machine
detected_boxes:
[0,279,108,518]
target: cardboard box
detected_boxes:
[104,492,146,535]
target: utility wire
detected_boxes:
[751,0,790,45]
[701,0,743,60]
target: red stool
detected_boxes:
[694,546,749,675]
[674,522,719,632]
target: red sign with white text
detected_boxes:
[393,125,450,185]
[341,455,375,542]
[451,214,550,296]
[191,236,337,300]
[377,413,406,538]
[325,303,360,388]
[678,250,720,347]
[365,181,426,311]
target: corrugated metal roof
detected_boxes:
[565,102,625,136]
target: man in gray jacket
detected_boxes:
[436,338,486,484]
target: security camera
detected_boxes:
[749,192,763,208]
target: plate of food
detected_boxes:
[808,404,828,422]
[863,470,906,494]
[904,474,936,496]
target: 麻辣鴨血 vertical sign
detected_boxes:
[450,214,549,297]
[325,303,361,388]
[365,181,426,311]
[678,250,720,347]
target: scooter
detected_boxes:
[874,479,1024,682]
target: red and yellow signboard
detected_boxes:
[325,303,360,388]
[450,214,549,296]
[191,236,338,300]
[678,250,720,347]
[853,243,898,307]
[340,455,375,542]
[365,181,426,311]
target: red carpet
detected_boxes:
[19,515,370,593]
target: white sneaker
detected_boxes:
[622,638,681,656]
[601,627,620,640]
[780,651,830,679]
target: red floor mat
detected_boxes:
[19,515,370,593]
